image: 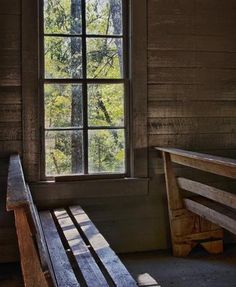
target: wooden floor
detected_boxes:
[122,244,236,287]
[1,244,236,287]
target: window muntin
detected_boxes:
[43,0,127,176]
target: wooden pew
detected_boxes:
[156,147,236,257]
[6,154,139,287]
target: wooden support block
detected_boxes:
[161,150,224,257]
[201,240,223,254]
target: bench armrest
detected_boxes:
[7,154,28,211]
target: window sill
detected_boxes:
[30,177,149,204]
[53,173,127,182]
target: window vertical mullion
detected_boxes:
[40,0,46,180]
[81,0,88,174]
[123,0,130,176]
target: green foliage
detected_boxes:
[88,130,125,173]
[44,0,125,176]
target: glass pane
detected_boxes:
[86,0,122,35]
[88,84,124,127]
[45,84,83,128]
[87,38,123,78]
[88,129,125,173]
[45,130,83,176]
[44,0,82,34]
[45,36,82,79]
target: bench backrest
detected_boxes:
[7,154,54,287]
[156,147,236,257]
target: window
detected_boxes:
[42,0,128,176]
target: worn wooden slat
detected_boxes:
[148,101,236,118]
[148,0,236,17]
[184,197,236,235]
[178,177,236,210]
[70,206,138,287]
[0,86,21,104]
[0,124,21,141]
[0,104,22,123]
[150,134,235,151]
[148,83,236,101]
[148,50,236,69]
[54,208,109,287]
[148,117,236,135]
[6,154,28,210]
[156,148,236,179]
[148,67,236,84]
[39,210,80,287]
[0,67,21,87]
[149,16,236,38]
[148,33,236,52]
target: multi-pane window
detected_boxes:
[42,0,127,176]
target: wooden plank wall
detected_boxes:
[148,0,236,156]
[0,0,236,262]
[147,0,236,249]
[0,0,22,262]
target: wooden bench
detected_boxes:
[156,147,236,257]
[6,154,139,287]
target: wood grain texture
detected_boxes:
[178,177,236,209]
[148,117,236,135]
[0,87,21,104]
[157,148,236,179]
[15,208,49,287]
[148,83,236,101]
[0,105,21,123]
[130,0,148,177]
[40,211,80,287]
[148,101,236,118]
[70,206,138,287]
[22,0,40,181]
[184,197,236,235]
[160,151,223,257]
[30,178,148,203]
[7,154,28,210]
[149,133,235,151]
[54,208,109,287]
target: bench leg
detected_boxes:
[170,211,223,257]
[162,152,223,257]
[14,208,49,287]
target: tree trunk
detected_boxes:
[110,0,123,76]
[71,0,83,173]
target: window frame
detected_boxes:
[22,0,147,182]
[41,0,130,179]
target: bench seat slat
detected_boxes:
[54,208,109,287]
[70,206,138,287]
[39,211,80,287]
[184,196,236,235]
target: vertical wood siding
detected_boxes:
[0,0,236,262]
[0,0,22,262]
[147,0,236,250]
